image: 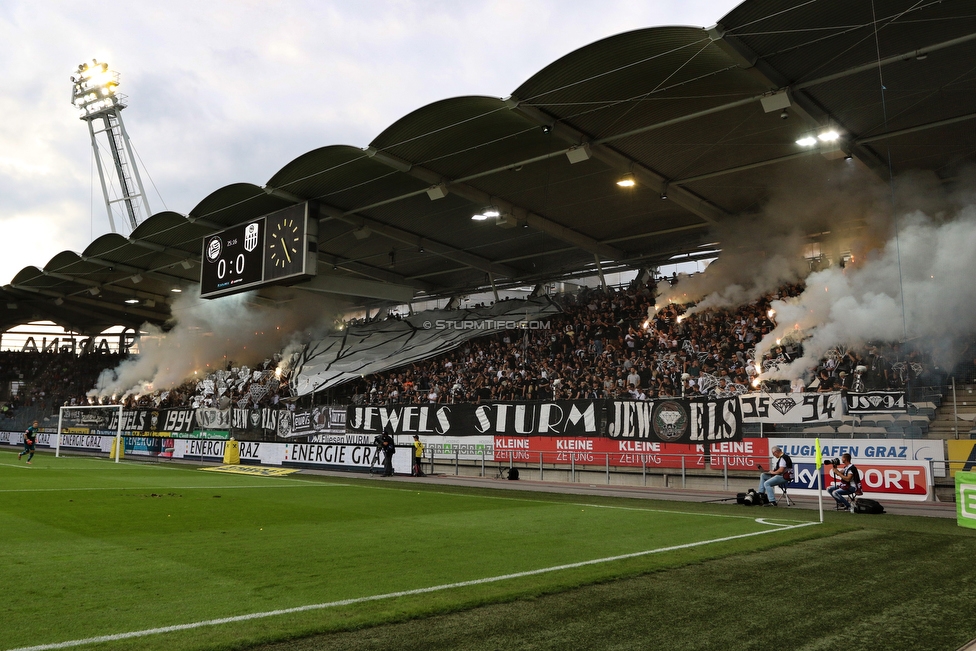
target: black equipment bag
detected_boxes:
[854,498,885,514]
[507,468,520,480]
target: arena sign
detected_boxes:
[845,391,908,414]
[740,393,844,424]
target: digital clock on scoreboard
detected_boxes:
[200,203,316,299]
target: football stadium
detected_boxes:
[4,1,976,650]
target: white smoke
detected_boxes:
[657,163,892,311]
[756,207,976,379]
[91,289,345,397]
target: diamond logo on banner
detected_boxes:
[772,397,797,415]
[249,384,269,403]
[869,395,884,407]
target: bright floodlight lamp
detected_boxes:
[70,59,151,235]
[795,136,817,147]
[616,173,637,187]
[818,130,840,142]
[71,60,122,118]
[473,208,499,221]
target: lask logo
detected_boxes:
[961,484,976,520]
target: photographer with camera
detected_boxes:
[755,445,792,507]
[827,453,860,511]
[380,427,396,477]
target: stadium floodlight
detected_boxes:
[616,173,636,187]
[472,208,500,221]
[71,59,151,235]
[818,130,840,142]
[70,60,121,118]
[125,298,140,304]
[796,136,817,147]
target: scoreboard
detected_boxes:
[200,203,317,299]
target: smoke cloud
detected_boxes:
[757,207,976,379]
[92,289,345,397]
[658,163,976,380]
[657,163,892,311]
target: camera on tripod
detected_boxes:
[825,457,841,466]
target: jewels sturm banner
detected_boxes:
[607,398,741,444]
[347,399,743,443]
[346,401,602,437]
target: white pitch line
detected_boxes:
[3,520,818,651]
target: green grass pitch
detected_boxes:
[2,449,976,651]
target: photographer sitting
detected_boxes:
[827,453,860,511]
[756,446,792,507]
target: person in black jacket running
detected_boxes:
[19,421,38,464]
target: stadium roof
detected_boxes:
[3,0,975,334]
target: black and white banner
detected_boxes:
[292,297,561,396]
[104,409,198,434]
[607,398,741,443]
[346,399,741,442]
[845,391,908,414]
[740,393,844,424]
[346,401,601,437]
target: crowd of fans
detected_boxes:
[0,279,950,416]
[337,280,946,407]
[0,351,124,413]
[95,358,294,411]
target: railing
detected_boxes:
[421,449,753,491]
[421,449,972,503]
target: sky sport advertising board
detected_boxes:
[770,437,944,501]
[489,435,938,501]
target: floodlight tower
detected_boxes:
[70,59,151,234]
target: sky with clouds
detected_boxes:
[0,0,741,286]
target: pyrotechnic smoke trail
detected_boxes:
[91,289,344,397]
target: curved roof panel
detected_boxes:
[189,183,291,227]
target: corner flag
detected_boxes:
[815,438,823,468]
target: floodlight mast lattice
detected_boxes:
[70,59,151,233]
